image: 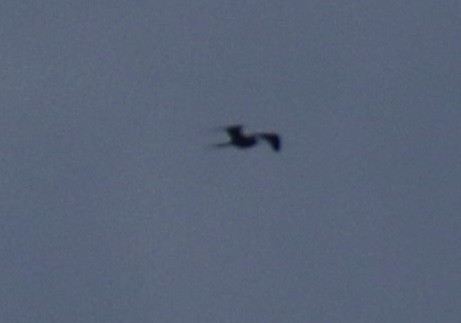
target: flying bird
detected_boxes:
[215,125,281,152]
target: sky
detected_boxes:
[1,1,460,322]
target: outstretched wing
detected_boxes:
[225,125,243,139]
[260,133,281,151]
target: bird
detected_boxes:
[215,125,281,152]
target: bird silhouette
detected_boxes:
[215,125,281,152]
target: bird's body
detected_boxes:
[216,125,281,152]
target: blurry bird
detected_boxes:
[215,125,281,152]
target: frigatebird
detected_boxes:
[215,125,281,152]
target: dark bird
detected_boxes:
[215,125,281,152]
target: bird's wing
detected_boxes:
[260,133,281,151]
[225,125,243,139]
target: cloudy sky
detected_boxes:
[1,1,460,322]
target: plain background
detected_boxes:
[1,1,460,322]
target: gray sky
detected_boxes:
[1,1,460,322]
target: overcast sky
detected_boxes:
[1,1,460,322]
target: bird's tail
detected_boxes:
[213,142,231,148]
